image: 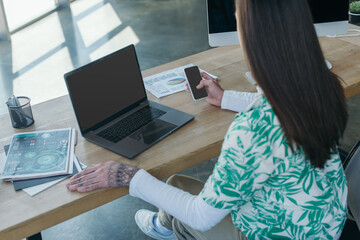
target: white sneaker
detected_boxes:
[135,209,176,240]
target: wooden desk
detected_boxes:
[1,32,360,240]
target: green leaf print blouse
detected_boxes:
[199,94,348,240]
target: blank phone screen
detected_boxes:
[185,66,208,100]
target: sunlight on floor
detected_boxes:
[76,3,122,47]
[2,0,55,31]
[90,26,140,61]
[2,0,141,107]
[70,0,105,16]
[13,47,73,105]
[11,12,66,73]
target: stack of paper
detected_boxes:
[0,128,83,196]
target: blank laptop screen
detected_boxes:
[65,45,146,132]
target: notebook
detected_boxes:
[64,45,194,159]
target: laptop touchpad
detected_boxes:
[130,119,176,145]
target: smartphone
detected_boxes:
[184,66,208,101]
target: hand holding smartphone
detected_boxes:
[184,66,208,101]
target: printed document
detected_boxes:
[143,64,217,98]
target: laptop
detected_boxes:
[64,45,194,159]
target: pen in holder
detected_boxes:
[6,96,34,129]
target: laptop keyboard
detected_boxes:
[96,106,166,143]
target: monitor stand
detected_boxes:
[245,59,333,85]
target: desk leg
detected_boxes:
[26,232,42,240]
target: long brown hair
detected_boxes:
[235,0,348,168]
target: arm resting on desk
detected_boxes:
[67,161,140,192]
[67,163,229,231]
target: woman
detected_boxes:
[67,0,348,239]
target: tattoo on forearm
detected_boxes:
[108,163,140,187]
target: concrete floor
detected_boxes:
[0,0,358,239]
[0,0,211,116]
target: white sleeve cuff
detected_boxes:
[129,169,147,196]
[129,170,230,231]
[221,90,257,112]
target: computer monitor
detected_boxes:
[207,0,237,47]
[207,0,349,47]
[309,0,349,36]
